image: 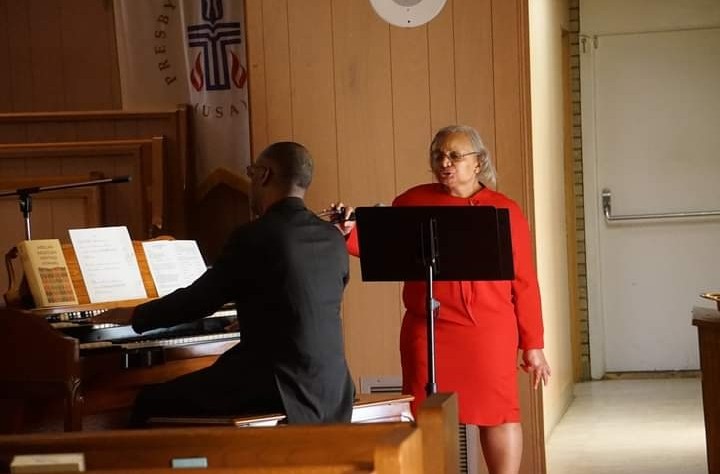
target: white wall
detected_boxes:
[528,0,574,437]
[581,0,720,33]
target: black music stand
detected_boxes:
[355,206,514,395]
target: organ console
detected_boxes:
[0,239,240,434]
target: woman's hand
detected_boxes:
[521,348,551,389]
[323,202,356,236]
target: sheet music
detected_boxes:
[69,226,147,303]
[142,240,207,296]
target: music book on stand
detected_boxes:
[68,226,147,303]
[17,239,78,307]
[141,239,207,296]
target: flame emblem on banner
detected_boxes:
[190,53,204,91]
[230,51,247,89]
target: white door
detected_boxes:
[581,4,720,376]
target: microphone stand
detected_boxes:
[421,217,440,395]
[0,176,132,240]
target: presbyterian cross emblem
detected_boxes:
[187,0,247,91]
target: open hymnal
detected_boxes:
[142,239,207,296]
[17,239,78,307]
[68,226,147,303]
[10,452,85,473]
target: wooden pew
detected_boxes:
[147,392,459,473]
[416,393,459,474]
[84,464,379,474]
[0,394,458,474]
[82,467,373,474]
[0,423,423,474]
[693,306,720,474]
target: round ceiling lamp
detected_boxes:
[369,0,448,28]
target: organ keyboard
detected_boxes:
[0,304,240,433]
[1,237,243,433]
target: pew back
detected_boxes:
[0,423,422,474]
[83,467,373,474]
[417,393,460,474]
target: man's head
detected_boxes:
[247,141,314,216]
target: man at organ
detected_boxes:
[92,141,355,426]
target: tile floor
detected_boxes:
[546,378,707,474]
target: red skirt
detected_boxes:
[400,310,521,425]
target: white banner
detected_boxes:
[114,0,251,197]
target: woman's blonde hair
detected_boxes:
[430,125,497,189]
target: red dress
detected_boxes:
[347,184,544,425]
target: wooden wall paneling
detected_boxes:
[261,0,294,143]
[0,200,26,243]
[0,140,158,240]
[174,107,189,201]
[332,0,402,380]
[105,1,122,110]
[389,25,433,192]
[59,0,120,110]
[0,109,190,239]
[105,0,123,110]
[112,119,140,140]
[0,151,25,177]
[23,153,63,177]
[78,121,117,141]
[47,189,102,239]
[332,0,396,206]
[110,113,186,237]
[174,108,191,238]
[491,0,531,208]
[1,0,119,113]
[427,0,458,133]
[28,0,66,111]
[149,137,165,233]
[0,124,28,145]
[287,0,338,211]
[136,119,184,237]
[5,2,33,111]
[107,150,145,237]
[0,1,13,112]
[245,0,269,157]
[65,144,149,239]
[26,122,78,143]
[453,0,496,156]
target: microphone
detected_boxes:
[328,207,356,224]
[320,203,385,224]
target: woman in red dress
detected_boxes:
[337,125,550,474]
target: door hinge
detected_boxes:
[580,35,599,52]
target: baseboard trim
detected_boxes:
[603,370,700,380]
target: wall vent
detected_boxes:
[360,377,480,471]
[359,375,402,394]
[459,423,480,473]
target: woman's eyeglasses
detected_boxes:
[430,150,480,165]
